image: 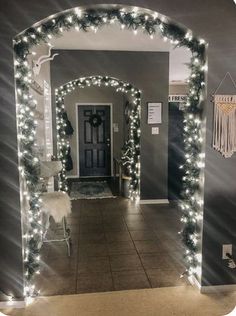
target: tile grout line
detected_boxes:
[122,204,153,289]
[139,204,163,241]
[75,200,83,294]
[101,202,116,292]
[77,200,85,293]
[139,204,189,288]
[40,199,186,295]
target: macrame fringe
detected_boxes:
[213,96,236,158]
[214,95,236,103]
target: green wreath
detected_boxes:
[89,114,102,127]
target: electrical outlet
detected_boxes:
[222,244,232,259]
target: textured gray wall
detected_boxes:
[1,0,236,299]
[51,50,169,199]
[202,76,236,286]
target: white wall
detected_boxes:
[28,45,52,160]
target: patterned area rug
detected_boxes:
[70,181,116,200]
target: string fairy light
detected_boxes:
[13,6,207,298]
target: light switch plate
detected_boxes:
[113,123,119,133]
[152,127,159,135]
[222,244,232,259]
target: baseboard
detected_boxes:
[188,275,201,290]
[0,300,25,309]
[66,175,79,179]
[201,284,236,293]
[139,199,169,205]
[187,275,236,293]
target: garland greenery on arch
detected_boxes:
[13,6,207,297]
[55,75,141,200]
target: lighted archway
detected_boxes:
[55,75,141,199]
[13,5,207,297]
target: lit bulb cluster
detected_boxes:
[55,76,141,199]
[14,59,42,297]
[179,54,207,279]
[13,6,206,295]
[121,109,141,200]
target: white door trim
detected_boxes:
[75,103,113,177]
[201,284,236,293]
[139,199,169,205]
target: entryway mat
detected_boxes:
[70,181,116,200]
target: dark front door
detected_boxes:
[168,102,185,200]
[78,105,111,177]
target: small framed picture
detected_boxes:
[147,102,162,124]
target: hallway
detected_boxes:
[36,198,187,295]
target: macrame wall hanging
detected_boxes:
[212,72,236,158]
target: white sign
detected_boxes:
[148,102,162,124]
[169,95,187,103]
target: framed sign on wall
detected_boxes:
[168,95,187,103]
[147,102,162,124]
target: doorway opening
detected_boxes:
[76,103,113,178]
[13,5,206,297]
[55,75,141,200]
[74,103,114,200]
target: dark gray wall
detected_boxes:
[51,50,169,199]
[1,0,236,299]
[202,75,236,286]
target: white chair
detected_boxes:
[41,191,72,256]
[39,161,72,256]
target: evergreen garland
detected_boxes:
[13,6,206,296]
[62,112,74,136]
[65,147,73,171]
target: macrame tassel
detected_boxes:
[213,102,236,157]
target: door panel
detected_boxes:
[97,120,105,144]
[84,121,93,143]
[97,149,105,168]
[78,105,111,177]
[85,149,93,169]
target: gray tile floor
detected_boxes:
[36,198,187,295]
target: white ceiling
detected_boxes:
[51,23,191,84]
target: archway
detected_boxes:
[13,5,207,297]
[55,75,141,199]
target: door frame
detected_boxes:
[75,102,113,178]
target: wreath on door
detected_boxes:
[88,113,102,127]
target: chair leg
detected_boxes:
[62,216,71,257]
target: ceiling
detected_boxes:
[51,23,191,84]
